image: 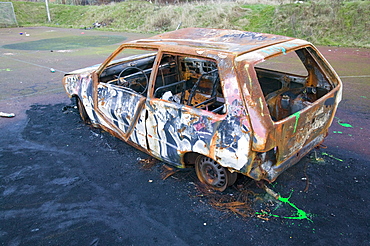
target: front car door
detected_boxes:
[93,47,159,148]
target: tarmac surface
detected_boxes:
[0,27,369,245]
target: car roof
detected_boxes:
[129,28,297,56]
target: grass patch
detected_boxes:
[238,4,275,33]
[272,1,370,47]
[7,0,370,48]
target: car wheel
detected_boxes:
[195,155,237,192]
[76,97,91,124]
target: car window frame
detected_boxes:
[147,51,227,115]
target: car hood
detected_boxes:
[66,63,101,75]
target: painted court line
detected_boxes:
[1,54,67,74]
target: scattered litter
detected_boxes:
[93,22,102,28]
[50,177,79,186]
[0,112,15,118]
[195,182,255,219]
[137,157,158,170]
[84,21,107,30]
[50,68,55,73]
[161,165,179,180]
[90,238,100,246]
[148,179,153,183]
[56,50,73,53]
[310,151,325,163]
[62,105,76,112]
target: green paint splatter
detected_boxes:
[360,96,367,99]
[333,131,342,134]
[338,122,353,128]
[322,152,343,162]
[278,195,312,221]
[291,111,301,133]
[256,190,313,222]
[270,182,278,188]
[335,117,353,128]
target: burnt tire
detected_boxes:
[76,97,90,124]
[195,155,237,192]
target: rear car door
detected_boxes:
[145,53,228,165]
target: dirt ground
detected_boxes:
[1,27,369,245]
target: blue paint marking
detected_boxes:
[261,43,299,55]
[281,47,286,55]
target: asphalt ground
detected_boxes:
[0,27,369,245]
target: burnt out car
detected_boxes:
[63,28,342,191]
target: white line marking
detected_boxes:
[0,54,67,74]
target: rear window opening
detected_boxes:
[254,47,334,121]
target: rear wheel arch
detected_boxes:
[183,152,238,191]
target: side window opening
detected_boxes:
[98,48,158,95]
[154,54,226,114]
[254,47,332,121]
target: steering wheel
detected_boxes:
[117,66,149,95]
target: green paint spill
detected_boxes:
[278,195,312,221]
[291,111,301,133]
[360,96,367,98]
[0,68,12,72]
[338,122,353,128]
[333,131,342,134]
[335,117,353,128]
[322,152,343,162]
[256,190,313,222]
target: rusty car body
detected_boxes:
[63,28,342,191]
